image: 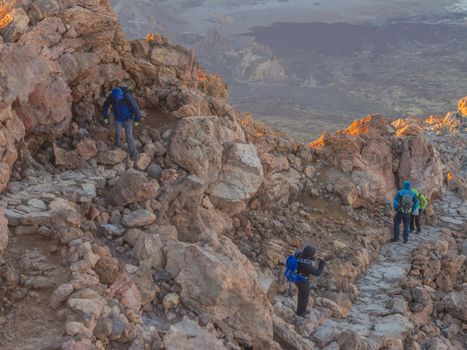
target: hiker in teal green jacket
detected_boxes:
[411,188,428,234]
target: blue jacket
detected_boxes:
[103,92,141,123]
[393,181,419,213]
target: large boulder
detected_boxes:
[166,237,273,348]
[310,115,396,208]
[209,142,263,211]
[435,255,465,292]
[442,290,467,321]
[273,316,317,350]
[168,116,223,185]
[164,319,226,350]
[111,171,159,206]
[397,135,443,200]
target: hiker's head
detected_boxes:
[403,180,411,190]
[302,245,316,259]
[112,87,124,101]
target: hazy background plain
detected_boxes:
[110,0,467,140]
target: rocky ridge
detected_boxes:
[0,1,466,350]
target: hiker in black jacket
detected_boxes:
[295,245,326,316]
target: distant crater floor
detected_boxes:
[238,18,467,140]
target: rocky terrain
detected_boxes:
[0,1,466,350]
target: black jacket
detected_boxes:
[296,245,325,278]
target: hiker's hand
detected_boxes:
[318,258,326,267]
[104,118,109,125]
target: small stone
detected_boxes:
[61,339,96,350]
[50,283,74,309]
[153,142,167,157]
[94,317,113,340]
[122,210,156,228]
[305,165,316,178]
[27,198,47,210]
[77,138,98,160]
[135,153,152,170]
[333,240,346,250]
[111,171,159,206]
[162,293,180,310]
[123,228,144,247]
[94,257,121,284]
[97,149,127,165]
[67,295,105,318]
[99,224,126,238]
[14,225,37,235]
[146,163,162,179]
[133,234,164,268]
[25,276,56,290]
[58,227,84,244]
[65,321,92,338]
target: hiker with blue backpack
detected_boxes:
[392,180,419,244]
[285,245,326,317]
[103,87,142,161]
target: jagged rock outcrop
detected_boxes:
[166,238,274,348]
[309,115,445,208]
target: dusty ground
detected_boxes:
[0,235,69,350]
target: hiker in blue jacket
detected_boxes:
[295,245,326,316]
[393,180,419,244]
[103,87,142,161]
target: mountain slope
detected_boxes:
[0,1,465,350]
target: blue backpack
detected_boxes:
[284,253,311,296]
[284,253,310,283]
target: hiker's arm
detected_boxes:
[302,260,325,276]
[103,96,111,119]
[421,195,427,209]
[393,192,400,210]
[128,95,142,122]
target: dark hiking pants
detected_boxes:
[394,211,411,243]
[295,279,310,316]
[410,209,423,233]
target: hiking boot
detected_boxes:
[403,240,408,244]
[296,310,310,318]
[130,153,138,161]
[391,238,399,243]
[416,230,421,234]
[112,144,121,150]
